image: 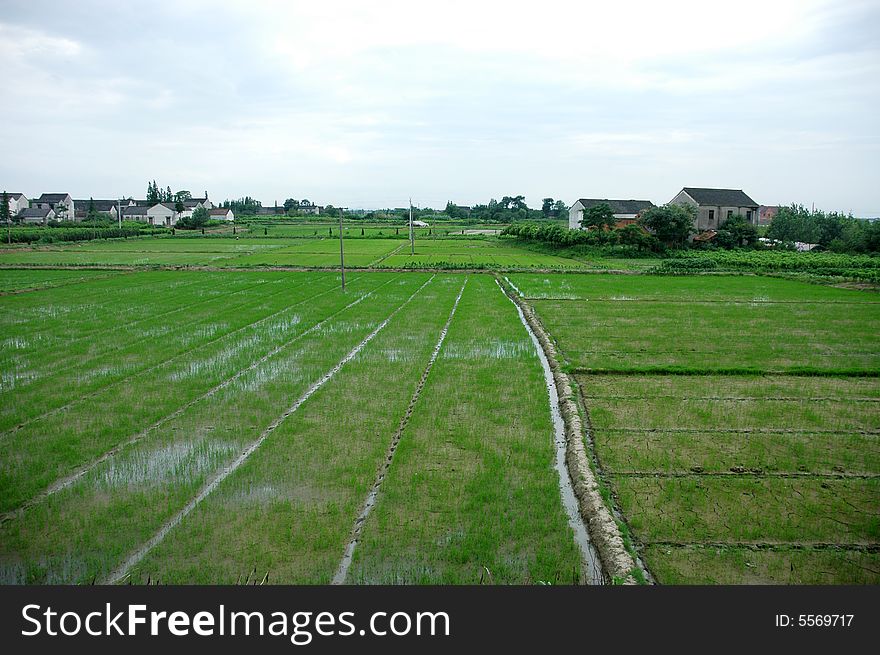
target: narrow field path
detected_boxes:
[331,277,468,584]
[0,274,393,524]
[366,241,407,267]
[101,275,436,584]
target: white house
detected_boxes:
[35,193,74,221]
[4,193,29,217]
[569,198,655,230]
[121,205,150,223]
[18,207,55,224]
[147,203,178,226]
[208,207,235,221]
[669,187,759,232]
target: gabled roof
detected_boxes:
[3,192,25,200]
[208,207,231,215]
[681,187,758,207]
[19,207,53,218]
[37,193,71,203]
[152,202,177,211]
[576,198,655,214]
[74,199,118,212]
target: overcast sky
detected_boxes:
[1,0,878,214]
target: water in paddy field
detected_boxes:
[500,281,606,585]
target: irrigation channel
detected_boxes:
[497,279,605,584]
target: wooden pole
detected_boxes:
[339,207,346,291]
[409,197,414,255]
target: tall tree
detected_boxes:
[638,204,695,247]
[1,191,10,244]
[87,197,99,221]
[542,197,554,217]
[581,203,616,230]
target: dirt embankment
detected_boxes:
[497,276,641,584]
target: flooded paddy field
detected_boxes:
[0,269,583,584]
[508,273,880,583]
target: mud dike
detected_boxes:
[497,276,642,584]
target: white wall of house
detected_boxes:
[6,195,29,216]
[147,204,177,226]
[210,209,234,221]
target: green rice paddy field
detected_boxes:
[1,266,876,584]
[0,270,580,584]
[508,273,880,584]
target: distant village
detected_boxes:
[1,191,327,228]
[3,185,776,236]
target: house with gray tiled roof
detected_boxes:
[670,187,759,231]
[18,207,55,224]
[35,193,74,220]
[569,198,655,230]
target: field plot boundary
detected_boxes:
[0,271,130,296]
[495,276,640,583]
[101,275,436,584]
[0,274,393,524]
[332,276,469,584]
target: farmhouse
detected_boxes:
[4,193,29,216]
[121,205,150,223]
[568,198,655,230]
[35,193,74,221]
[759,205,780,225]
[148,203,178,227]
[18,207,55,224]
[73,199,120,220]
[670,187,759,231]
[209,207,235,221]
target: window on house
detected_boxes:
[746,210,753,221]
[727,210,734,218]
[708,210,715,221]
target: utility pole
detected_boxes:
[118,198,122,229]
[409,197,414,255]
[339,207,346,292]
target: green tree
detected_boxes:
[581,202,616,230]
[146,180,161,204]
[175,190,192,202]
[617,223,661,252]
[175,199,185,214]
[638,203,695,247]
[87,197,99,221]
[715,215,758,249]
[541,197,554,217]
[2,191,10,244]
[284,198,298,211]
[552,200,567,218]
[178,206,209,229]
